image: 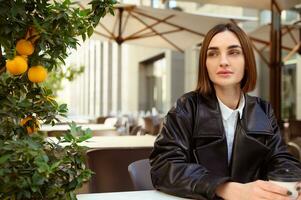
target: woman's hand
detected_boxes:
[216,180,292,200]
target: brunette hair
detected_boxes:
[195,23,257,95]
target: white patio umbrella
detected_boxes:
[249,24,300,65]
[85,4,257,52]
[162,0,300,11]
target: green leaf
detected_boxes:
[87,26,94,37]
[109,8,115,16]
[0,154,10,164]
[32,172,45,186]
[50,161,61,170]
[79,9,90,17]
[59,104,68,112]
[63,132,75,142]
[69,121,79,136]
[76,129,92,143]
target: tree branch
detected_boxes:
[0,67,5,74]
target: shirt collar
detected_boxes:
[217,93,245,120]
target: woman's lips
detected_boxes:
[217,71,233,77]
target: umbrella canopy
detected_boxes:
[164,0,300,11]
[250,24,299,50]
[79,3,257,52]
[249,24,300,64]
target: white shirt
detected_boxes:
[217,94,245,164]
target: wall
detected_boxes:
[166,51,185,109]
[122,44,165,113]
[184,47,199,92]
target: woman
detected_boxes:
[149,23,301,200]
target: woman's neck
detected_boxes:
[215,86,242,110]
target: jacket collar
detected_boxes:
[241,95,273,134]
[217,93,245,121]
[198,93,273,135]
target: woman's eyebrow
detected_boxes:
[207,45,242,51]
[207,47,218,50]
[228,45,242,49]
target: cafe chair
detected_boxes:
[288,120,301,139]
[96,116,108,124]
[287,139,301,161]
[129,125,142,135]
[128,159,154,190]
[86,148,152,193]
[143,117,163,135]
[104,117,118,126]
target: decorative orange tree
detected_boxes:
[0,0,115,199]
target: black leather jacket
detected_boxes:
[150,91,301,200]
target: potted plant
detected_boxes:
[0,0,116,199]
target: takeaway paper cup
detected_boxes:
[268,169,301,200]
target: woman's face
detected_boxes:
[206,30,245,90]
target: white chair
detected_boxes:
[128,159,154,190]
[104,117,118,126]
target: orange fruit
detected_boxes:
[6,56,28,75]
[28,65,48,83]
[20,116,40,134]
[16,39,34,56]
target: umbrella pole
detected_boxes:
[116,7,124,112]
[299,14,301,55]
[117,44,122,112]
[269,0,282,121]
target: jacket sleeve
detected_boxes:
[149,96,230,200]
[263,102,301,177]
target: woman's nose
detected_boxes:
[219,54,229,67]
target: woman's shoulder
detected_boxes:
[171,91,200,114]
[245,94,273,116]
[173,91,216,113]
[178,91,215,103]
[178,91,199,103]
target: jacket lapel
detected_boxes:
[242,95,273,134]
[230,95,272,182]
[193,93,229,177]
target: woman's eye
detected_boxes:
[207,51,218,57]
[228,50,242,56]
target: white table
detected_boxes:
[47,135,156,149]
[77,190,190,200]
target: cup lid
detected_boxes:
[268,169,301,182]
